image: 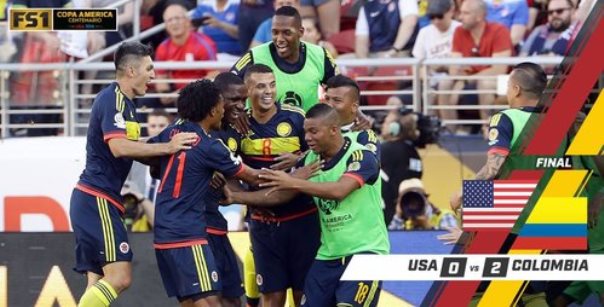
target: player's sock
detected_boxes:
[78,280,118,307]
[245,296,260,307]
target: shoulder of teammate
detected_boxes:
[321,45,339,84]
[355,129,381,156]
[487,112,513,155]
[96,84,130,141]
[231,50,254,78]
[280,104,306,119]
[204,137,244,177]
[343,148,379,187]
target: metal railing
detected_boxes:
[2,56,596,139]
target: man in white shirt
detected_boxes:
[412,0,460,87]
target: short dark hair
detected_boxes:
[306,103,340,126]
[177,79,222,122]
[275,6,302,27]
[511,62,547,100]
[326,75,360,101]
[214,72,244,92]
[148,108,171,119]
[114,41,153,73]
[244,63,274,83]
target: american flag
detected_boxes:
[462,180,538,231]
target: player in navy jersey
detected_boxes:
[232,64,320,306]
[199,72,248,307]
[150,79,262,306]
[69,42,198,307]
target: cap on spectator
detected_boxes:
[398,178,426,195]
[426,0,452,16]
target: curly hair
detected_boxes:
[177,79,222,122]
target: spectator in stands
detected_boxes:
[301,17,338,57]
[9,0,72,137]
[249,0,300,48]
[354,0,419,58]
[437,0,512,136]
[521,0,576,56]
[484,0,529,46]
[299,0,339,39]
[237,0,274,53]
[155,1,217,106]
[380,108,423,225]
[124,109,172,232]
[412,0,460,93]
[193,0,241,57]
[389,179,457,230]
[141,0,196,50]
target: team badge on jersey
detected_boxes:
[488,128,499,146]
[256,274,263,286]
[318,199,339,215]
[211,271,219,282]
[114,113,126,129]
[119,242,130,254]
[276,122,292,137]
[227,137,238,152]
[347,161,361,172]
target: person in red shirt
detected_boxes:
[436,0,512,136]
[155,1,217,106]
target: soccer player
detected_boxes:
[232,63,321,306]
[224,103,390,306]
[324,75,381,158]
[204,72,247,307]
[69,42,198,307]
[150,79,261,306]
[231,6,337,112]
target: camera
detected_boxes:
[400,190,427,219]
[397,107,441,148]
[191,16,212,28]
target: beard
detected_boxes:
[550,18,570,32]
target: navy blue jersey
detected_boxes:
[151,120,244,246]
[77,82,141,211]
[206,125,243,232]
[238,103,314,217]
[341,126,382,162]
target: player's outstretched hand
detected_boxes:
[352,112,374,131]
[210,172,227,190]
[437,226,463,245]
[291,160,323,180]
[258,169,294,195]
[220,184,234,206]
[168,132,198,153]
[233,112,251,135]
[270,152,300,171]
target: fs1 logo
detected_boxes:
[10,9,52,31]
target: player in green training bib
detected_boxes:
[231,6,337,112]
[223,104,389,306]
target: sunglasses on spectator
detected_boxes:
[428,14,444,20]
[548,8,570,16]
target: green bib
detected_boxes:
[251,42,325,112]
[304,140,390,260]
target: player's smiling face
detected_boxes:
[271,15,303,61]
[248,72,276,113]
[223,84,247,124]
[131,56,155,97]
[325,87,358,125]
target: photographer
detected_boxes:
[380,108,423,224]
[389,179,457,231]
[121,182,155,232]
